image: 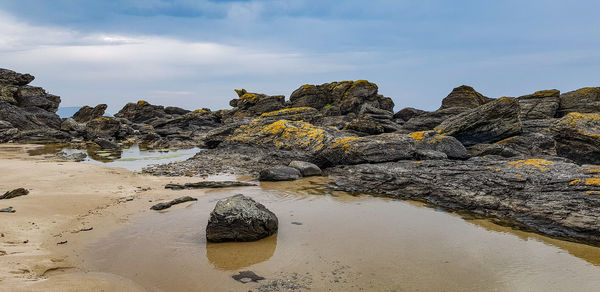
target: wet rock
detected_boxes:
[551,113,600,164]
[289,160,322,176]
[150,196,198,211]
[232,271,265,283]
[165,181,256,190]
[259,166,302,181]
[55,152,87,162]
[92,137,119,149]
[393,107,427,122]
[0,207,15,213]
[206,194,278,242]
[557,87,600,117]
[435,97,522,146]
[289,80,394,115]
[115,100,167,124]
[440,85,491,109]
[72,104,107,123]
[0,68,34,86]
[0,188,29,200]
[401,107,468,131]
[518,89,560,120]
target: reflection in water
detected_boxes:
[206,234,277,270]
[86,147,123,162]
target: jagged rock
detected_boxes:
[153,110,220,137]
[0,68,34,86]
[435,97,522,146]
[226,91,286,119]
[328,158,600,244]
[165,181,256,190]
[557,87,600,117]
[288,161,322,176]
[150,196,197,211]
[259,166,302,181]
[72,104,107,123]
[164,106,190,115]
[0,85,18,104]
[86,117,121,139]
[115,100,167,124]
[289,81,394,115]
[440,85,490,109]
[408,131,471,160]
[401,107,468,131]
[15,86,60,113]
[518,90,560,120]
[551,113,600,164]
[60,118,86,133]
[0,102,62,130]
[471,133,556,158]
[393,107,427,122]
[206,194,278,242]
[0,188,29,200]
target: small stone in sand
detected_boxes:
[0,207,15,213]
[232,271,265,283]
[0,188,29,200]
[150,196,197,210]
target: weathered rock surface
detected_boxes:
[471,133,556,158]
[115,100,167,124]
[72,104,107,123]
[0,69,34,86]
[165,181,256,190]
[0,188,29,200]
[440,85,490,109]
[259,166,302,181]
[86,117,122,139]
[289,161,322,176]
[259,107,323,125]
[557,87,600,117]
[206,194,278,242]
[393,107,427,122]
[435,97,522,146]
[551,113,600,164]
[150,196,197,210]
[226,90,286,119]
[518,90,560,120]
[401,107,468,131]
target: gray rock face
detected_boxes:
[259,166,302,181]
[72,104,107,123]
[435,97,522,146]
[518,90,560,120]
[471,133,556,158]
[226,90,286,120]
[440,85,490,109]
[206,194,278,242]
[0,188,29,200]
[86,117,121,139]
[401,107,468,131]
[557,87,600,117]
[115,101,167,124]
[61,118,86,133]
[393,107,427,122]
[328,158,600,245]
[289,161,322,176]
[0,102,62,131]
[15,86,60,113]
[0,69,34,86]
[551,113,600,164]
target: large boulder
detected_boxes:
[471,133,556,158]
[435,97,522,146]
[226,90,286,119]
[440,85,490,109]
[401,107,468,131]
[115,100,167,124]
[518,89,560,120]
[72,104,107,123]
[259,166,302,181]
[206,194,278,242]
[0,102,62,130]
[289,80,394,116]
[393,107,427,122]
[0,68,34,86]
[551,113,600,164]
[15,86,60,113]
[557,87,600,117]
[86,117,121,139]
[153,109,220,135]
[289,160,322,176]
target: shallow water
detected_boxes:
[29,144,200,171]
[83,177,600,292]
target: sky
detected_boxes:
[0,0,599,114]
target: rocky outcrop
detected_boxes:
[226,90,286,120]
[435,97,522,146]
[518,90,560,120]
[0,69,34,86]
[470,133,556,158]
[259,166,302,181]
[328,158,600,245]
[206,194,278,242]
[289,81,394,116]
[72,104,107,123]
[115,100,167,124]
[401,107,468,131]
[393,107,427,122]
[557,87,600,117]
[259,107,323,125]
[551,113,600,164]
[289,160,322,176]
[440,85,490,109]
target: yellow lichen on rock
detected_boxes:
[586,191,600,195]
[570,179,582,185]
[137,100,148,106]
[229,119,327,151]
[330,137,360,153]
[585,178,600,186]
[260,107,314,117]
[409,131,426,141]
[240,93,260,103]
[582,167,600,174]
[507,159,554,171]
[193,109,209,114]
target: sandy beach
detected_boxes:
[0,144,203,291]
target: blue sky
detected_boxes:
[0,0,599,113]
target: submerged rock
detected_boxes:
[259,166,302,181]
[206,194,278,242]
[165,181,256,190]
[0,188,29,200]
[150,196,198,211]
[289,160,322,176]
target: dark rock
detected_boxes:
[72,104,107,123]
[86,117,121,139]
[551,113,600,164]
[440,85,490,109]
[206,194,278,242]
[0,207,15,213]
[153,110,220,134]
[232,271,265,283]
[259,107,323,125]
[259,166,302,181]
[0,102,62,130]
[150,196,198,211]
[92,138,119,149]
[557,87,600,117]
[0,121,18,142]
[0,85,18,104]
[226,91,286,119]
[203,120,253,149]
[115,100,167,124]
[393,107,427,122]
[56,152,87,162]
[435,97,522,146]
[60,118,86,133]
[164,106,190,115]
[165,181,256,190]
[401,107,468,131]
[288,160,322,176]
[518,90,560,120]
[0,188,29,200]
[472,133,556,158]
[15,86,60,113]
[289,81,394,115]
[342,116,385,135]
[0,68,34,86]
